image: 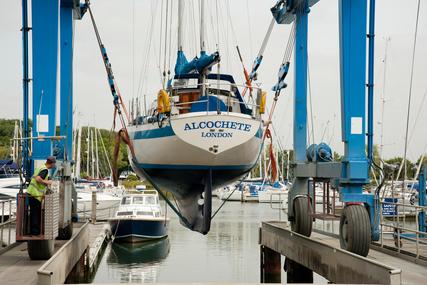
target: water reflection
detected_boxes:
[103,238,170,283]
[92,200,327,283]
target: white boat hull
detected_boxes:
[127,112,263,233]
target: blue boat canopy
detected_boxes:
[175,50,220,76]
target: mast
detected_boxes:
[199,0,207,100]
[75,126,82,179]
[379,37,390,162]
[95,127,100,178]
[12,121,19,161]
[98,129,113,181]
[200,0,205,52]
[86,126,90,176]
[286,150,290,181]
[72,128,76,168]
[178,0,183,51]
[91,128,95,179]
[22,0,30,180]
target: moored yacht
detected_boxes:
[126,0,265,234]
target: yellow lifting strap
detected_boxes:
[157,89,171,114]
[259,91,267,115]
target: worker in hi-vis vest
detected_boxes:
[26,156,56,235]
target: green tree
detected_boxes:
[383,157,416,180]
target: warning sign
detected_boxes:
[382,198,398,216]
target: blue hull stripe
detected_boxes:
[131,126,263,140]
[131,126,175,140]
[137,162,252,171]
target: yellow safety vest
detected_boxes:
[27,166,49,202]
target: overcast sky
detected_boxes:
[1,0,427,161]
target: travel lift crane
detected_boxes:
[17,0,87,260]
[271,0,380,257]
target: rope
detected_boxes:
[112,218,121,242]
[211,173,249,219]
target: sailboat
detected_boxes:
[127,0,265,234]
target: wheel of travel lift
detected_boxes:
[339,204,371,257]
[27,240,55,260]
[57,222,73,240]
[291,196,312,237]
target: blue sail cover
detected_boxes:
[175,50,220,76]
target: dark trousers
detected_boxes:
[28,197,41,235]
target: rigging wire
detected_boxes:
[379,37,391,159]
[408,87,427,145]
[215,0,220,52]
[263,22,296,140]
[245,0,254,58]
[402,0,421,183]
[162,0,170,88]
[167,0,174,82]
[190,0,197,55]
[136,0,159,108]
[211,173,249,219]
[86,2,130,128]
[395,0,422,231]
[158,0,164,81]
[131,0,135,99]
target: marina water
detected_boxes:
[89,199,328,283]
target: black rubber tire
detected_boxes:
[57,222,73,240]
[27,240,55,260]
[339,205,371,257]
[291,196,312,237]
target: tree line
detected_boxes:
[0,119,131,176]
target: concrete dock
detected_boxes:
[259,221,427,285]
[0,222,108,285]
[1,219,426,284]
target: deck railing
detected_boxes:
[131,82,265,124]
[0,199,15,248]
[378,199,427,259]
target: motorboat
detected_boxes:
[108,191,168,242]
